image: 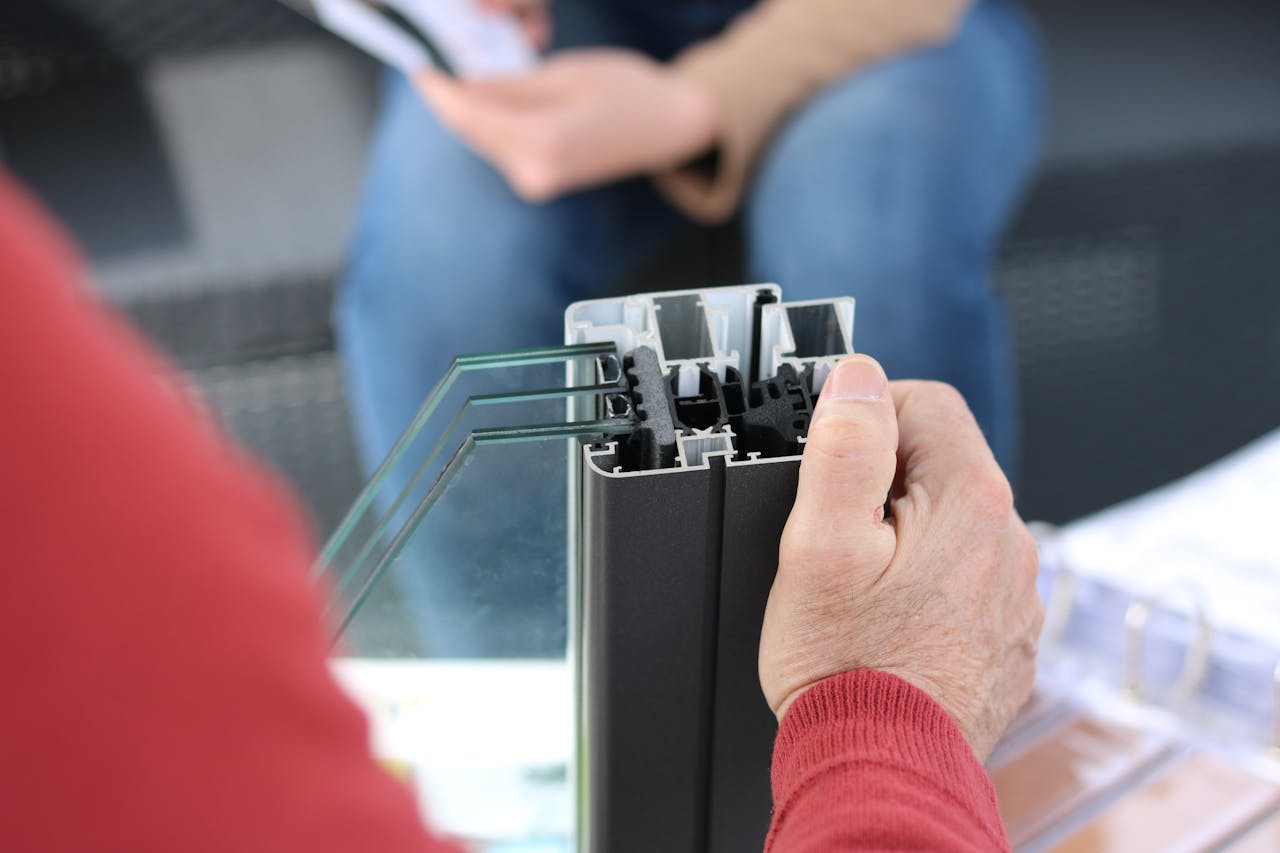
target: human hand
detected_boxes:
[415,49,719,202]
[759,355,1043,761]
[477,0,551,50]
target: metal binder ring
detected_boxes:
[1123,590,1214,703]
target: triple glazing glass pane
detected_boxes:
[319,343,630,852]
[321,343,626,646]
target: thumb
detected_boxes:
[787,355,899,561]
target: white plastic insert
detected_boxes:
[566,284,853,397]
[566,284,777,397]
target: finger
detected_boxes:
[788,355,899,556]
[416,67,576,200]
[460,69,563,104]
[415,69,528,157]
[890,380,998,493]
[413,69,496,146]
[413,68,456,114]
[417,67,537,117]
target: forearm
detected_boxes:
[656,0,973,222]
[767,670,1009,852]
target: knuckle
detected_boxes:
[917,382,986,445]
[895,381,977,451]
[967,465,1014,524]
[919,380,969,417]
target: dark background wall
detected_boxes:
[2,0,1278,531]
[1006,0,1280,521]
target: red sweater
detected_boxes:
[0,174,1008,852]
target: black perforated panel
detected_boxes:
[1001,143,1280,522]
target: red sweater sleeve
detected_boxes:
[0,175,457,852]
[767,670,1010,852]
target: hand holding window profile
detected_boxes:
[760,355,1043,761]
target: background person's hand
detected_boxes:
[760,355,1043,761]
[415,49,719,202]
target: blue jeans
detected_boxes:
[336,0,1044,480]
[334,1,1043,656]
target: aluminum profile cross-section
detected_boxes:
[568,284,855,853]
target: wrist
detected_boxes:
[773,680,816,724]
[773,670,987,794]
[770,670,1008,851]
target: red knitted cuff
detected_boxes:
[772,670,1002,832]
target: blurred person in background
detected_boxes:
[335,0,1044,483]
